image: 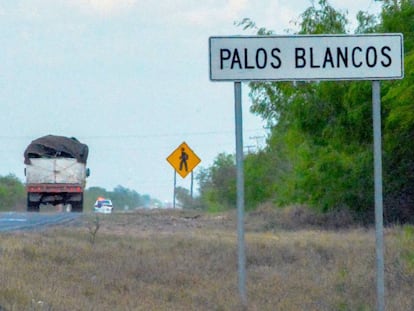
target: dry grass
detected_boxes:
[0,208,414,310]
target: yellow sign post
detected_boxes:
[166,142,201,178]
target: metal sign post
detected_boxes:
[372,81,385,311]
[190,171,194,198]
[173,170,177,209]
[234,81,247,306]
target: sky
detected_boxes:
[0,0,382,204]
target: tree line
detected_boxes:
[84,185,152,211]
[0,174,152,212]
[194,0,414,224]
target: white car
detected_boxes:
[94,198,113,214]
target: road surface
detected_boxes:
[0,212,81,232]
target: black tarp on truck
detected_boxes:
[24,135,89,164]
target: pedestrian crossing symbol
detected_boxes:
[166,142,201,178]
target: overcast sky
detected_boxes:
[0,0,381,204]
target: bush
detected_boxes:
[0,174,25,211]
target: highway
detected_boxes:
[0,212,81,232]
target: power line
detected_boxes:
[77,128,266,140]
[0,127,267,142]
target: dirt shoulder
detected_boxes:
[80,209,238,237]
[77,205,360,238]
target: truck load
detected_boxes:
[24,135,90,212]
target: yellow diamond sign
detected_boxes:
[167,142,201,178]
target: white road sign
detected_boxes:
[209,34,404,81]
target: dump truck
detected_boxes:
[24,135,90,212]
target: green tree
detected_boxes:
[0,174,25,211]
[377,0,414,222]
[196,153,236,212]
[111,185,143,210]
[382,53,414,222]
[244,149,286,210]
[297,0,348,34]
[242,0,414,223]
[244,0,361,213]
[201,0,413,223]
[175,186,202,209]
[85,185,146,211]
[379,0,414,51]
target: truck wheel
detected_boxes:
[27,196,39,212]
[71,201,83,213]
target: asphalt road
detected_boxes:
[0,212,81,232]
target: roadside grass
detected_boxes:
[0,210,413,310]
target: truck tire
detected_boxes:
[27,196,39,212]
[71,198,83,213]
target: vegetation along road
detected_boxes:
[1,208,414,310]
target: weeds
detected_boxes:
[0,210,413,310]
[87,215,100,245]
